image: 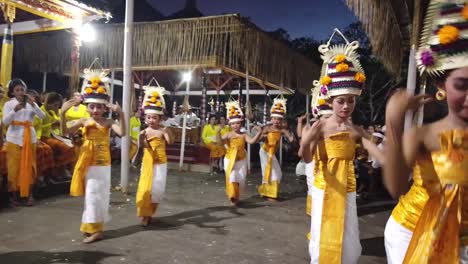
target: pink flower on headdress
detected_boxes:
[420,49,435,67]
[320,86,328,95]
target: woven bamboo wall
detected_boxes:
[10,14,318,93]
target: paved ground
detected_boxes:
[0,163,393,264]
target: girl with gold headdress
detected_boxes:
[300,31,384,263]
[3,79,46,206]
[258,96,295,201]
[299,82,334,216]
[383,1,468,262]
[219,99,262,205]
[135,84,171,226]
[60,67,125,244]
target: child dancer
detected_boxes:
[299,83,333,216]
[258,96,294,200]
[136,84,171,226]
[60,68,125,244]
[384,1,468,262]
[3,79,45,206]
[300,32,383,263]
[219,99,262,205]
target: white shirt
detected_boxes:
[175,112,199,127]
[2,98,45,146]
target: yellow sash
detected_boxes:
[404,130,468,263]
[70,123,111,196]
[262,131,281,183]
[11,120,33,197]
[319,132,355,263]
[225,137,246,198]
[136,137,167,209]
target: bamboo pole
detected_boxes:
[42,72,47,93]
[306,93,310,126]
[246,68,251,174]
[120,0,134,194]
[404,0,422,130]
[179,79,191,171]
[109,69,115,117]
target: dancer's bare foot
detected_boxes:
[8,198,19,207]
[141,217,151,227]
[26,197,34,206]
[230,198,239,206]
[83,232,103,244]
[266,197,277,202]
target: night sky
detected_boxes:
[148,0,357,40]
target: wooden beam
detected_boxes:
[222,67,293,94]
[218,76,234,91]
[173,90,284,96]
[0,0,70,23]
[0,18,68,35]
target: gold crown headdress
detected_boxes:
[142,77,166,115]
[311,80,333,117]
[270,95,287,118]
[416,0,468,76]
[81,59,111,104]
[225,98,244,123]
[317,28,366,98]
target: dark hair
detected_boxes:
[433,69,454,88]
[45,92,62,105]
[208,114,218,121]
[7,78,27,98]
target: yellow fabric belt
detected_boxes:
[11,120,33,197]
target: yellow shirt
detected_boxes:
[219,125,231,136]
[65,104,90,122]
[202,124,218,145]
[130,116,141,142]
[39,105,60,137]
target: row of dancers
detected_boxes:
[2,0,466,262]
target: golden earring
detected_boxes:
[436,87,446,101]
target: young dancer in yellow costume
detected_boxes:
[60,67,125,244]
[300,31,383,264]
[3,79,45,206]
[299,83,334,216]
[384,1,468,262]
[218,99,262,205]
[258,96,294,200]
[136,84,171,226]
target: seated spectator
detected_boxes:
[201,114,225,174]
[40,92,76,181]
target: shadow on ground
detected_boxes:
[361,236,386,258]
[105,196,267,240]
[0,250,121,264]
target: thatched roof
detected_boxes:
[10,14,318,94]
[344,0,429,78]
